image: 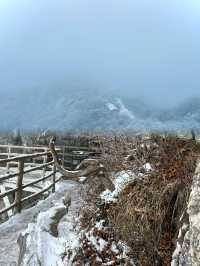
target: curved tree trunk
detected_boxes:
[49,137,115,191]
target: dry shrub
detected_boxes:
[106,134,200,266]
[79,177,106,230]
[96,134,151,172]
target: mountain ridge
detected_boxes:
[1,84,200,132]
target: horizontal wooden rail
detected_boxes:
[22,171,55,190]
[0,147,59,219]
[21,176,62,205]
[0,171,56,199]
[0,153,31,156]
[0,171,20,183]
[21,183,54,203]
[23,161,53,175]
[0,142,100,220]
[0,182,56,216]
[0,161,53,183]
[0,202,16,216]
[0,144,47,150]
[0,151,50,164]
[6,162,44,167]
[0,187,18,199]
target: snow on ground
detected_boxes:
[19,198,82,266]
[143,162,153,172]
[0,179,82,266]
[117,98,135,120]
[0,164,153,266]
[20,205,68,266]
[82,166,153,265]
[106,102,118,111]
[101,170,136,203]
[81,218,135,265]
[101,162,153,203]
[73,169,146,265]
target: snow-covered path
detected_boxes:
[0,180,82,266]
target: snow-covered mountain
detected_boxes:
[0,83,200,132]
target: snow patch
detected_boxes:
[143,162,153,172]
[101,170,136,203]
[79,176,87,182]
[117,98,135,120]
[106,102,118,111]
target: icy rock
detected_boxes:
[17,204,68,266]
[171,162,200,266]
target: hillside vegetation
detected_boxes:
[76,134,200,266]
[1,85,200,132]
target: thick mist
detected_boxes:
[0,0,200,108]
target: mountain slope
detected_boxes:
[0,84,200,132]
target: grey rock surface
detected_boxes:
[172,162,200,266]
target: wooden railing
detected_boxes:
[0,151,60,219]
[0,144,101,169]
[57,145,101,169]
[0,144,49,170]
[0,143,101,220]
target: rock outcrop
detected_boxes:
[17,195,71,266]
[172,162,200,266]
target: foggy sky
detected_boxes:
[0,0,200,107]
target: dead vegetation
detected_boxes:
[56,132,199,265]
[96,134,149,173]
[105,134,200,266]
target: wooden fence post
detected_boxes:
[52,164,56,193]
[15,160,24,213]
[62,146,65,167]
[6,145,11,171]
[42,148,48,180]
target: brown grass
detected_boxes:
[96,134,151,172]
[78,133,200,265]
[105,134,200,266]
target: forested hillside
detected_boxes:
[1,84,200,132]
